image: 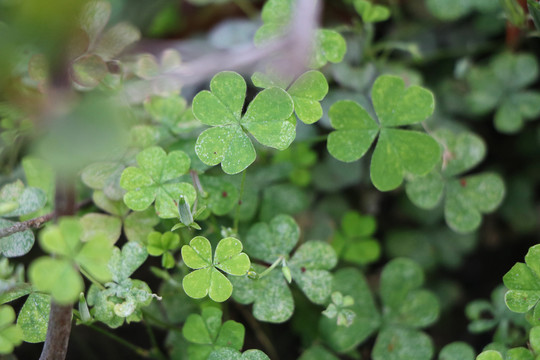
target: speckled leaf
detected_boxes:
[182,236,212,269]
[327,100,379,162]
[495,92,540,134]
[0,283,32,304]
[504,244,540,313]
[94,22,141,60]
[92,191,129,217]
[109,242,148,283]
[298,345,340,360]
[491,52,538,91]
[437,130,486,178]
[380,258,424,310]
[29,257,83,305]
[371,129,440,191]
[354,0,391,22]
[445,173,505,233]
[405,171,444,209]
[230,264,294,323]
[81,161,125,201]
[244,214,300,264]
[253,0,293,44]
[387,289,439,328]
[214,237,251,276]
[241,87,295,150]
[0,219,34,257]
[260,184,308,221]
[439,342,476,360]
[80,213,121,244]
[311,30,347,69]
[319,268,380,352]
[208,348,270,360]
[200,176,239,216]
[289,241,337,304]
[0,180,46,217]
[17,293,50,343]
[287,71,329,124]
[373,327,433,360]
[120,146,194,218]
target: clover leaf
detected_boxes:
[0,219,35,258]
[327,75,440,191]
[181,236,251,302]
[310,30,347,69]
[82,161,127,201]
[244,214,337,304]
[144,94,200,135]
[332,211,380,265]
[208,348,270,360]
[0,305,23,354]
[147,231,180,269]
[199,175,239,216]
[465,52,540,134]
[192,71,295,174]
[230,263,294,323]
[120,146,196,218]
[354,0,391,23]
[252,70,329,124]
[322,291,356,327]
[439,342,476,360]
[182,307,244,360]
[0,180,46,218]
[17,293,50,343]
[28,217,114,304]
[504,244,540,314]
[406,129,505,233]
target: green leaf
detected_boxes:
[80,213,121,244]
[39,217,82,258]
[94,22,141,60]
[492,52,539,92]
[147,231,180,256]
[311,29,347,69]
[476,350,503,360]
[182,237,250,302]
[504,244,540,313]
[75,234,113,283]
[494,92,540,134]
[529,0,540,31]
[124,208,160,243]
[17,293,50,343]
[326,100,379,163]
[144,95,199,134]
[230,263,294,323]
[0,180,46,217]
[193,72,295,174]
[254,0,293,44]
[439,342,476,360]
[529,326,540,353]
[319,268,380,352]
[380,258,424,310]
[109,242,148,283]
[92,191,129,217]
[438,130,487,178]
[0,305,23,354]
[299,345,340,360]
[80,1,111,43]
[372,327,434,360]
[0,219,35,257]
[81,161,125,201]
[120,146,195,218]
[0,283,32,304]
[244,214,300,264]
[200,176,239,216]
[71,54,108,88]
[289,241,337,304]
[445,173,505,233]
[259,184,308,221]
[286,71,329,124]
[29,257,83,305]
[208,348,271,360]
[354,0,391,22]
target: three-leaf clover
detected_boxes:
[332,211,380,265]
[406,129,505,233]
[147,231,180,269]
[28,217,113,304]
[354,0,391,23]
[327,75,441,191]
[181,236,251,302]
[252,70,329,124]
[87,241,154,328]
[0,305,23,354]
[465,52,540,134]
[120,146,196,218]
[322,291,356,327]
[182,307,245,360]
[504,244,540,316]
[192,71,294,174]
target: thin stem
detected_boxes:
[233,0,258,18]
[257,256,283,279]
[0,198,91,239]
[86,323,150,358]
[143,316,167,360]
[233,169,247,233]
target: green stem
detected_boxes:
[233,169,247,233]
[143,316,168,360]
[86,323,150,358]
[257,256,284,279]
[79,267,106,291]
[233,0,258,18]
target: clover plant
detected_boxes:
[1,0,539,359]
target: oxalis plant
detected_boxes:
[0,0,539,359]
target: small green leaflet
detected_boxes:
[354,0,391,23]
[192,71,295,174]
[327,75,440,191]
[0,305,23,354]
[181,236,251,302]
[120,146,196,218]
[504,244,540,314]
